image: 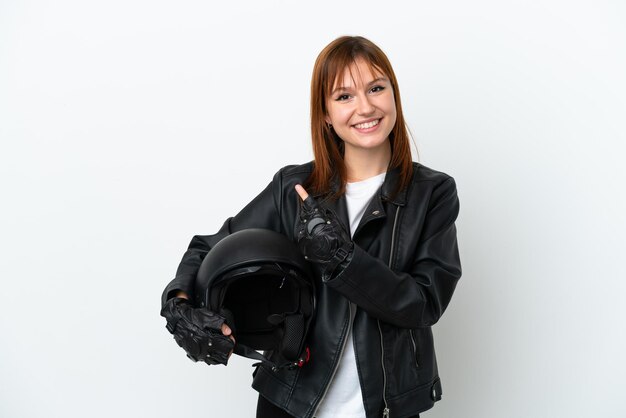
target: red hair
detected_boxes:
[305,36,414,201]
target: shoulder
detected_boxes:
[411,161,458,194]
[277,161,314,177]
[271,161,314,185]
[263,162,314,204]
[411,162,455,186]
[408,162,459,211]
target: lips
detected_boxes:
[353,118,381,129]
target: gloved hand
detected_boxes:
[295,184,354,282]
[160,297,235,365]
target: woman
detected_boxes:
[161,36,462,418]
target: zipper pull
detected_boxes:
[383,407,390,418]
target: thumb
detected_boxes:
[221,323,232,336]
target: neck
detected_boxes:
[344,140,391,182]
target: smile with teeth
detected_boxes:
[353,119,380,129]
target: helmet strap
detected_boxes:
[234,343,308,371]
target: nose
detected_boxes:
[356,93,375,116]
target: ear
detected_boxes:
[324,115,331,125]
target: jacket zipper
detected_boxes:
[377,320,390,418]
[311,301,354,418]
[378,205,401,418]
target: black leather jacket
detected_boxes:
[161,161,462,418]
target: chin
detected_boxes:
[348,136,390,151]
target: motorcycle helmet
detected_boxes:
[194,228,316,369]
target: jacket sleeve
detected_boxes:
[324,176,462,328]
[160,168,286,307]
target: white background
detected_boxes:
[1,1,625,417]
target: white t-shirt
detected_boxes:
[315,171,386,418]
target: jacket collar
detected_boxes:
[380,164,409,206]
[307,164,410,245]
[312,164,409,207]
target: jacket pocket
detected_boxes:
[409,329,420,369]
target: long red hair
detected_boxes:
[305,36,414,201]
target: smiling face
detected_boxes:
[325,58,397,157]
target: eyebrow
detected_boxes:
[331,77,389,95]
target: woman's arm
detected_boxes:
[323,177,462,328]
[161,168,288,307]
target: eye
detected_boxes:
[336,94,351,102]
[370,85,385,93]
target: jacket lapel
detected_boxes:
[309,164,411,252]
[322,193,351,238]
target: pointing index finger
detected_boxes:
[295,184,309,201]
[295,184,320,212]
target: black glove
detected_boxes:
[296,195,354,282]
[160,297,235,366]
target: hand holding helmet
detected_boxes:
[294,184,354,282]
[160,296,235,365]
